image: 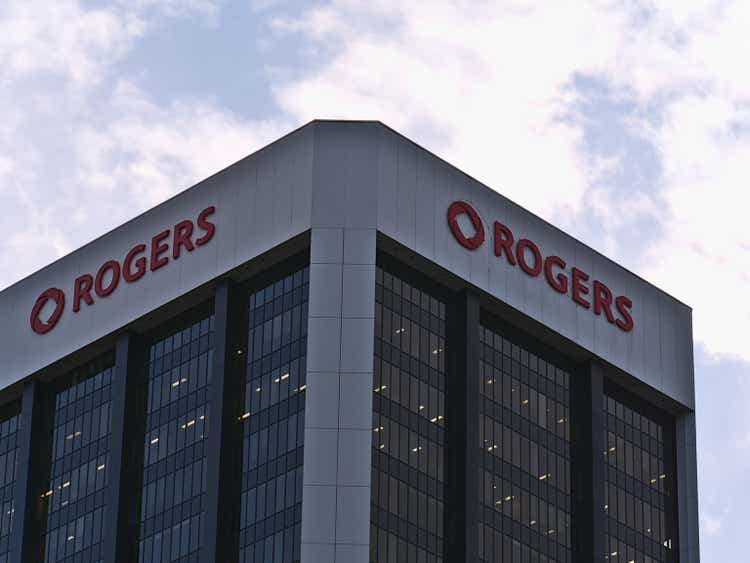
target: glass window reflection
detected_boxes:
[239,266,309,563]
[477,325,572,563]
[371,266,446,563]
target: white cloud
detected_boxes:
[0,3,747,561]
[3,0,750,368]
[270,0,750,363]
[0,0,276,289]
[273,1,631,218]
[73,80,289,208]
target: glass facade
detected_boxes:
[42,360,114,563]
[137,312,215,563]
[603,392,675,563]
[371,266,447,563]
[0,410,19,563]
[0,255,690,563]
[239,265,309,563]
[477,325,572,563]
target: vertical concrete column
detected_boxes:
[676,411,700,563]
[570,362,606,563]
[301,227,377,563]
[103,332,148,563]
[204,280,247,563]
[444,291,480,563]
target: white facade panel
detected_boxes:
[0,126,314,387]
[0,120,694,411]
[311,122,694,409]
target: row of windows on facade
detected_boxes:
[2,262,676,563]
[239,268,309,563]
[605,533,671,563]
[479,469,571,547]
[605,396,664,442]
[139,263,311,563]
[372,267,446,563]
[478,320,572,563]
[604,484,668,545]
[606,431,667,494]
[478,322,572,563]
[34,267,309,563]
[603,393,672,563]
[478,523,571,563]
[0,270,310,563]
[376,305,446,371]
[0,413,19,563]
[139,314,214,563]
[479,363,569,441]
[478,414,570,495]
[373,360,445,427]
[479,328,571,389]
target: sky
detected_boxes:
[0,0,746,559]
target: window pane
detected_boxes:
[239,266,309,563]
[603,391,675,563]
[371,266,446,563]
[478,323,572,563]
[137,312,215,562]
[42,358,114,563]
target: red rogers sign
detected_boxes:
[30,206,216,335]
[447,201,633,332]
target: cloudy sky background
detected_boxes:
[0,0,746,559]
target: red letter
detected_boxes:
[493,222,516,265]
[196,206,216,246]
[615,296,634,332]
[173,220,195,259]
[123,244,147,282]
[515,239,542,277]
[544,256,568,294]
[593,280,616,323]
[73,274,94,312]
[150,229,170,271]
[94,260,121,298]
[30,288,65,334]
[571,267,590,309]
[447,201,484,250]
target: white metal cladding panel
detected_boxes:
[0,120,694,410]
[0,126,314,388]
[312,122,694,409]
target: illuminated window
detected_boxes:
[42,359,114,563]
[371,266,446,563]
[239,266,309,563]
[137,311,214,563]
[603,391,675,563]
[0,408,20,562]
[477,324,571,563]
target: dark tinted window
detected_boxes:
[137,313,215,563]
[239,266,309,563]
[477,325,571,563]
[42,361,114,563]
[0,410,20,563]
[603,393,675,563]
[371,266,447,563]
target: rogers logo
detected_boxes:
[30,205,216,335]
[446,200,634,332]
[447,200,485,250]
[29,287,65,334]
